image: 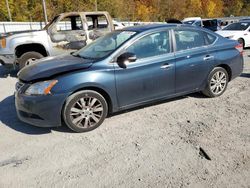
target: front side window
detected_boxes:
[174,30,206,51]
[56,15,83,31]
[126,31,170,59]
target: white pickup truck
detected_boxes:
[0,11,114,69]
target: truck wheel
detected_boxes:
[63,90,108,132]
[19,52,44,69]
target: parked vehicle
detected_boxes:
[239,18,250,22]
[0,11,114,69]
[15,24,244,132]
[183,18,221,31]
[216,21,250,48]
[183,17,202,27]
[202,19,221,31]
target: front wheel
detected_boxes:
[202,67,229,98]
[63,90,108,132]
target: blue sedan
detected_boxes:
[15,24,244,132]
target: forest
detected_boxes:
[0,0,250,22]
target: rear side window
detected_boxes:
[174,30,206,51]
[86,15,109,30]
[204,32,217,45]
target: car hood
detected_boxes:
[18,54,94,82]
[216,30,244,37]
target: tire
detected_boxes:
[63,90,108,132]
[238,38,245,48]
[202,67,229,98]
[19,51,44,69]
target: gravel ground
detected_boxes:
[0,50,249,188]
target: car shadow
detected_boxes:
[0,65,18,78]
[240,73,250,78]
[0,95,73,135]
[109,93,206,117]
[0,92,209,134]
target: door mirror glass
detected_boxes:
[117,52,137,68]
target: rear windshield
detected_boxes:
[223,22,250,31]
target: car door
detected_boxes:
[85,14,113,43]
[114,30,175,108]
[49,13,87,53]
[173,29,213,94]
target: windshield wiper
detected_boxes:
[70,52,81,58]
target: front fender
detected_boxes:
[8,31,50,53]
[52,65,119,112]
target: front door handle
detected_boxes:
[203,55,214,61]
[161,64,173,69]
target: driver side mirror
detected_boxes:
[117,52,137,69]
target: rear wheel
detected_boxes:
[63,90,108,132]
[19,51,44,69]
[202,67,229,97]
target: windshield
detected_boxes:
[74,30,137,59]
[223,22,250,31]
[43,16,60,30]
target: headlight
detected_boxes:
[25,80,58,95]
[0,38,6,48]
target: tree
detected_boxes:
[223,0,244,16]
[0,0,249,22]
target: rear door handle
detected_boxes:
[203,55,214,61]
[161,64,173,69]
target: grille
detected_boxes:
[15,81,24,91]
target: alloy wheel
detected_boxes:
[210,71,227,95]
[69,96,104,128]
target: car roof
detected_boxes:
[122,24,194,32]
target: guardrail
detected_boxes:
[0,22,46,33]
[0,21,165,34]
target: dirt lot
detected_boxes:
[0,50,249,188]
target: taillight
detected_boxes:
[235,44,243,55]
